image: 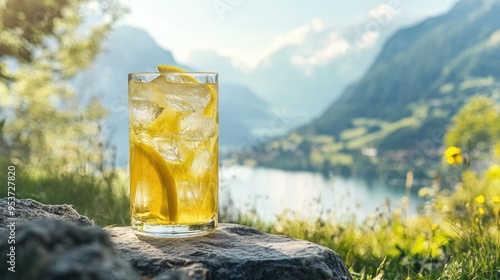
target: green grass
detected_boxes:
[341,127,368,140]
[0,159,129,226]
[311,135,335,144]
[346,116,421,149]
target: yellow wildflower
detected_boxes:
[444,146,463,165]
[475,195,485,204]
[418,187,430,197]
[493,208,499,216]
[478,207,485,215]
[493,196,500,204]
[431,223,439,231]
[486,165,500,180]
[495,142,500,159]
[474,217,480,223]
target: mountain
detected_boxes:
[245,0,500,181]
[186,13,404,126]
[219,83,272,145]
[74,25,271,166]
[312,0,500,137]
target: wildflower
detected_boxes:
[493,208,499,216]
[431,223,439,231]
[493,196,500,204]
[418,187,430,197]
[475,195,485,204]
[486,164,500,179]
[475,217,480,223]
[444,146,463,165]
[478,207,485,215]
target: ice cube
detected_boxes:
[190,149,212,176]
[129,79,162,102]
[155,136,183,163]
[179,114,217,140]
[182,84,212,112]
[163,73,199,85]
[134,181,150,212]
[155,79,211,113]
[176,180,200,209]
[129,98,163,129]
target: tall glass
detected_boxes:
[128,71,218,237]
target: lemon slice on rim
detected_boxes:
[157,64,197,84]
[157,65,186,73]
[130,140,178,222]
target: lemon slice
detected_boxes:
[147,107,179,136]
[130,140,178,222]
[157,64,197,84]
[157,65,186,73]
[203,84,217,116]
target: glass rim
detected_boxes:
[128,71,218,76]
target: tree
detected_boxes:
[444,96,500,153]
[0,0,126,172]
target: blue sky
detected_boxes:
[118,0,459,70]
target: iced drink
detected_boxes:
[128,67,218,237]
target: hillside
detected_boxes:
[246,0,500,183]
[313,0,500,136]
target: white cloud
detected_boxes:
[216,18,325,70]
[311,18,324,32]
[290,32,350,68]
[369,3,399,20]
[265,17,325,56]
[346,3,397,50]
[289,4,398,69]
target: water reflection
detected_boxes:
[220,165,425,223]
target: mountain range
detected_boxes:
[244,0,500,182]
[187,10,407,125]
[311,0,500,136]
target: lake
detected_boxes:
[219,165,426,223]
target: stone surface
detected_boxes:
[107,224,353,280]
[0,198,352,280]
[0,198,93,227]
[0,219,138,280]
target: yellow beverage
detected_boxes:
[128,69,218,237]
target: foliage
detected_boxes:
[0,0,126,172]
[0,0,123,78]
[444,96,500,152]
[0,0,128,224]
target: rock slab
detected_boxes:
[0,198,93,227]
[0,219,138,280]
[0,199,352,280]
[108,225,352,280]
[0,199,136,280]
